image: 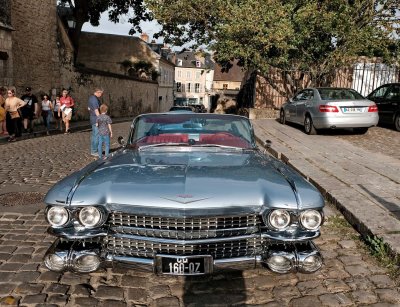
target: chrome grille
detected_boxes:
[110,213,259,229]
[105,236,262,259]
[108,213,260,239]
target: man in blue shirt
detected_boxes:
[88,88,104,156]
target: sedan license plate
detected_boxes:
[155,255,213,275]
[342,107,364,113]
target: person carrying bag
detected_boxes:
[4,89,26,142]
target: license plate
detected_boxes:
[155,255,213,275]
[342,107,364,113]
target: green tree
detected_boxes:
[59,0,151,51]
[148,0,399,95]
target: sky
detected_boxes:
[82,11,163,43]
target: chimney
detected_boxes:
[140,33,149,43]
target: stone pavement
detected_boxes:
[253,120,400,256]
[0,121,399,306]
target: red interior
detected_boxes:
[136,133,250,148]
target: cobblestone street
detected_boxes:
[0,122,399,306]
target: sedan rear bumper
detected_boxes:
[312,114,379,129]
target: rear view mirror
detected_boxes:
[118,136,126,146]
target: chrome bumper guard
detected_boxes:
[44,239,323,274]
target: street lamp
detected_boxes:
[67,17,76,29]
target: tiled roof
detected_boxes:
[213,60,245,82]
[175,51,214,69]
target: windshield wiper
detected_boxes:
[192,144,243,151]
[138,143,190,151]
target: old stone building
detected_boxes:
[1,0,159,119]
[0,0,13,87]
[76,32,173,112]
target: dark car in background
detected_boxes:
[367,83,400,131]
[169,106,195,112]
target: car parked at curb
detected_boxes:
[43,112,325,276]
[169,106,195,112]
[280,88,379,134]
[367,83,400,131]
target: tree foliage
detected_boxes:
[147,0,399,90]
[59,0,151,50]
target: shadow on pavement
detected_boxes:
[182,271,247,306]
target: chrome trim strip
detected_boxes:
[110,233,261,245]
[109,225,260,239]
[261,231,320,241]
[107,254,262,272]
[48,227,108,239]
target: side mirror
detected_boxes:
[118,136,126,146]
[264,139,272,148]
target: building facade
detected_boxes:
[174,51,214,110]
[213,60,245,101]
[158,57,175,112]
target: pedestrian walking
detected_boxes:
[96,103,112,159]
[88,87,103,156]
[0,87,8,135]
[20,87,38,133]
[41,94,53,135]
[59,89,75,134]
[52,94,62,131]
[4,89,26,142]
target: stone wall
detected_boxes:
[60,67,158,120]
[8,0,158,118]
[11,0,61,95]
[0,27,13,87]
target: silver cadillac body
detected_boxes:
[44,113,325,275]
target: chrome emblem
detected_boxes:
[177,194,193,199]
[161,195,209,204]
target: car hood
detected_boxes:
[45,149,324,216]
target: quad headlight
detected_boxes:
[74,254,101,272]
[47,206,69,227]
[268,209,291,230]
[44,253,65,271]
[78,206,102,227]
[300,209,322,230]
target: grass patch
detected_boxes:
[365,235,400,283]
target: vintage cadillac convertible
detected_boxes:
[43,112,325,275]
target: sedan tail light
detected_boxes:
[319,105,339,112]
[368,105,378,112]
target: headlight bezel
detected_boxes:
[46,206,70,227]
[78,206,103,228]
[299,209,323,230]
[267,209,292,230]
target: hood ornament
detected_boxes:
[161,195,209,204]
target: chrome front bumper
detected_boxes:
[44,238,323,275]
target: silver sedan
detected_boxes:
[280,88,379,134]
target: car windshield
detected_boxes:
[317,88,365,100]
[129,113,254,149]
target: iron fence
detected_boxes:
[243,62,400,109]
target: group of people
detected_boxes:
[0,86,113,160]
[0,87,76,142]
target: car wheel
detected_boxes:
[353,127,369,134]
[304,115,317,135]
[395,114,400,131]
[279,109,286,124]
